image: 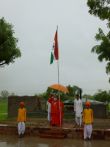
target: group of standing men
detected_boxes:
[16,93,93,140]
[74,94,93,140]
[47,93,93,140]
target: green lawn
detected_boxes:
[0,99,8,120]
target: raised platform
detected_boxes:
[0,124,110,140]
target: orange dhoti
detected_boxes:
[57,100,64,126]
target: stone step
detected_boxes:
[40,131,65,134]
[39,133,66,139]
[39,129,67,138]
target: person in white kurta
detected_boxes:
[74,94,83,127]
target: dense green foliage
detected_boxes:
[91,28,110,74]
[67,85,81,96]
[0,17,21,67]
[87,0,110,81]
[93,89,110,102]
[87,0,110,25]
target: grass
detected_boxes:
[0,99,8,120]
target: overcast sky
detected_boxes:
[0,0,109,96]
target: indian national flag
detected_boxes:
[50,28,59,64]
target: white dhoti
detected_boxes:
[18,122,25,135]
[84,124,92,139]
[47,102,51,122]
[75,113,82,127]
[74,99,83,127]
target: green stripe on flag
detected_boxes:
[50,52,54,64]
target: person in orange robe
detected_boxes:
[17,101,26,138]
[51,95,64,127]
[50,95,59,126]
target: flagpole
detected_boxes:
[57,26,60,85]
[57,60,60,84]
[57,60,61,127]
[56,26,62,127]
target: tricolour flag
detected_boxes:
[50,28,59,64]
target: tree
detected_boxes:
[83,94,93,99]
[0,90,9,99]
[87,0,110,25]
[87,0,110,81]
[67,85,74,96]
[0,17,21,67]
[93,90,110,102]
[67,85,82,98]
[72,85,82,98]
